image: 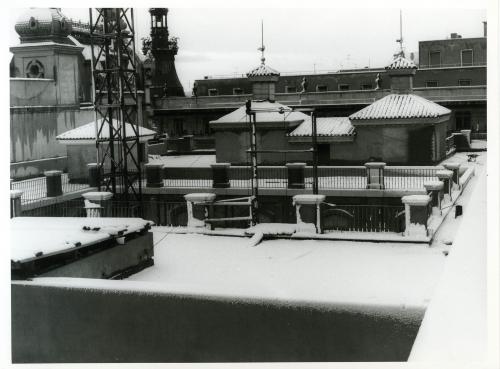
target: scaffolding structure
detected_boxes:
[89,8,142,200]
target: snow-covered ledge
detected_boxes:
[424,180,444,215]
[365,162,386,189]
[402,195,431,238]
[443,162,461,190]
[436,169,453,199]
[184,193,216,229]
[293,194,325,234]
[82,192,113,218]
[10,190,23,218]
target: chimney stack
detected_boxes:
[483,21,487,37]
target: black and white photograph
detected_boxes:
[2,1,499,367]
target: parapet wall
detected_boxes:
[12,279,424,363]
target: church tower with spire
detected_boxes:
[148,8,185,97]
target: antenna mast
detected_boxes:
[396,9,405,57]
[258,20,265,64]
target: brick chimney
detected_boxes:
[385,56,417,94]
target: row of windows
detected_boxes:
[425,79,472,87]
[207,80,473,96]
[207,84,374,96]
[428,49,475,67]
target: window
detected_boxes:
[232,88,243,95]
[360,83,373,90]
[461,49,473,66]
[208,88,218,96]
[455,111,471,130]
[26,59,45,78]
[338,84,350,91]
[285,86,297,93]
[316,85,327,92]
[429,51,441,67]
[458,79,472,86]
[425,80,439,88]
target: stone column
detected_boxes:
[10,190,23,218]
[44,170,63,197]
[286,163,306,189]
[145,163,164,188]
[402,195,431,238]
[365,162,386,189]
[211,163,230,188]
[443,162,461,190]
[424,180,444,215]
[184,193,216,229]
[82,191,113,217]
[87,163,103,188]
[292,194,326,234]
[436,169,453,200]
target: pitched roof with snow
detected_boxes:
[210,101,308,125]
[247,63,280,77]
[288,117,355,137]
[385,56,417,70]
[349,94,451,120]
[56,119,157,142]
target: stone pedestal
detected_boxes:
[87,163,103,188]
[82,192,113,217]
[145,163,164,188]
[44,170,63,197]
[443,162,461,190]
[286,163,306,189]
[424,180,444,215]
[365,162,386,189]
[211,163,230,188]
[402,195,431,237]
[460,129,471,145]
[10,190,23,218]
[436,169,453,199]
[184,193,216,229]
[292,194,325,234]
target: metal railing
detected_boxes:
[11,174,90,205]
[322,204,405,233]
[159,165,440,190]
[21,199,188,227]
[21,198,406,233]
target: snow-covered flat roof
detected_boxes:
[10,217,151,263]
[122,231,447,308]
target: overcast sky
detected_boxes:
[9,7,486,92]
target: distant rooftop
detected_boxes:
[350,94,451,120]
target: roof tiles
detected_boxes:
[288,117,355,137]
[247,64,280,77]
[349,94,451,120]
[385,56,417,70]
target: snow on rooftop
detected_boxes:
[56,119,157,143]
[123,230,447,308]
[349,94,451,120]
[148,154,216,168]
[288,117,355,137]
[10,217,151,262]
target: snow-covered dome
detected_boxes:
[14,8,72,43]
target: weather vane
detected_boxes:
[257,20,265,65]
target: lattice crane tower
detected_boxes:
[89,8,142,200]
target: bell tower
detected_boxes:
[148,8,185,97]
